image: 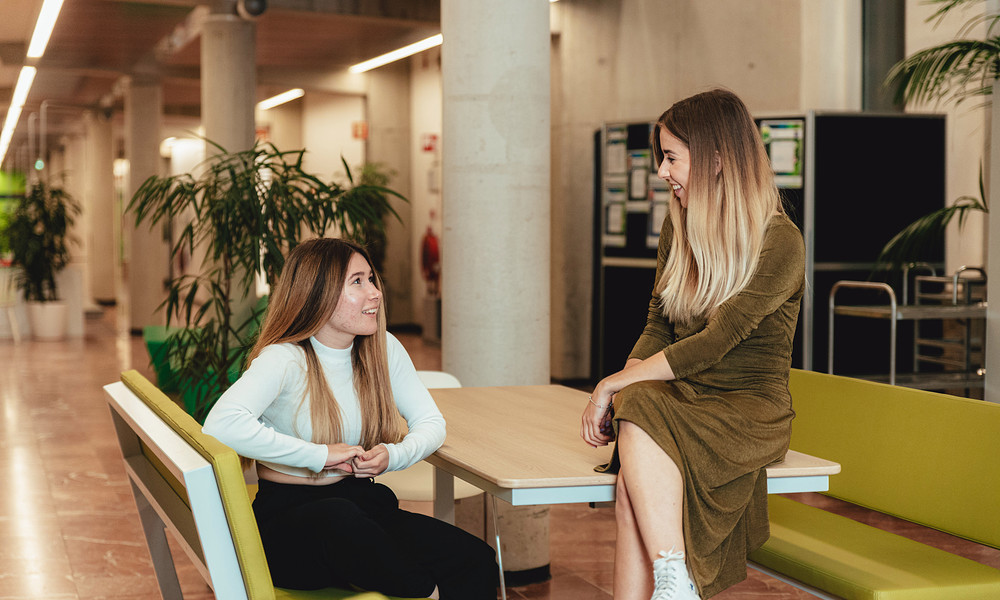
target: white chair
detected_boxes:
[0,266,20,343]
[376,370,483,502]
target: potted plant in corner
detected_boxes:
[6,179,80,340]
[129,141,404,421]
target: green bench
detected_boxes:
[105,370,427,600]
[749,369,1000,599]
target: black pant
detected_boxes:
[253,477,498,599]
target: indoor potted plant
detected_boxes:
[877,0,995,270]
[6,179,79,340]
[130,141,404,421]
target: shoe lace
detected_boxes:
[652,549,686,597]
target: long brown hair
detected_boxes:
[242,238,403,470]
[651,89,781,323]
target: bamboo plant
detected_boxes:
[129,140,403,421]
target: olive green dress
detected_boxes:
[600,213,804,598]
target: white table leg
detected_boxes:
[491,495,507,600]
[432,465,455,524]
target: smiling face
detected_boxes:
[314,252,382,349]
[657,126,691,207]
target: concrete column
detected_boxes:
[201,12,255,154]
[441,0,551,579]
[85,111,115,303]
[124,76,169,331]
[366,63,414,326]
[200,10,256,319]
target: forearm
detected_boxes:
[595,352,675,405]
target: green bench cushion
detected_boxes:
[120,370,406,600]
[788,369,1000,549]
[751,496,1000,600]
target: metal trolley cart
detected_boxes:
[828,267,986,392]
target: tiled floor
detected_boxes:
[0,308,996,599]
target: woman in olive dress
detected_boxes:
[581,89,805,600]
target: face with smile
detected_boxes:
[315,252,381,349]
[657,127,691,208]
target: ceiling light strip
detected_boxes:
[349,34,443,74]
[256,88,305,111]
[0,67,38,168]
[27,0,66,58]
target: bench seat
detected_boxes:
[752,496,1000,600]
[749,369,1000,599]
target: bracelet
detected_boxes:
[588,395,607,410]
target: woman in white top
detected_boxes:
[203,238,497,599]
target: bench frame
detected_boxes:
[106,380,249,599]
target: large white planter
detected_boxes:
[27,301,69,341]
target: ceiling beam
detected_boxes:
[108,0,439,23]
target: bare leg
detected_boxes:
[617,421,685,560]
[614,470,653,599]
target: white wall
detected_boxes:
[301,93,365,183]
[408,47,444,330]
[800,0,863,110]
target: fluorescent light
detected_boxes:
[10,67,37,108]
[0,66,38,168]
[256,88,304,111]
[27,0,65,58]
[349,34,443,74]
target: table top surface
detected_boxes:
[427,385,840,491]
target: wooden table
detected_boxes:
[425,384,840,599]
[426,385,841,523]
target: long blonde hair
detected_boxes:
[243,238,403,469]
[652,89,780,324]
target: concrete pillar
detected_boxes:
[201,12,255,154]
[124,76,169,331]
[85,111,115,303]
[200,9,256,319]
[441,0,551,579]
[366,63,414,326]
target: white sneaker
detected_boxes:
[651,548,701,600]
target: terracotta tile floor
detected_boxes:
[0,308,996,599]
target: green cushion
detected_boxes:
[121,370,405,600]
[751,496,1000,600]
[788,369,1000,549]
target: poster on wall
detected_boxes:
[627,150,651,212]
[759,119,804,189]
[648,174,670,249]
[605,125,627,175]
[603,175,627,248]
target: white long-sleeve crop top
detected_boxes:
[202,332,446,479]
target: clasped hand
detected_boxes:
[324,443,390,477]
[580,381,616,448]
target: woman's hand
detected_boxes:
[352,444,390,477]
[580,355,674,448]
[325,443,365,473]
[581,378,617,448]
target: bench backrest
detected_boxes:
[788,369,1000,549]
[106,370,277,600]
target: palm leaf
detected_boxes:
[887,37,1000,106]
[876,169,987,271]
